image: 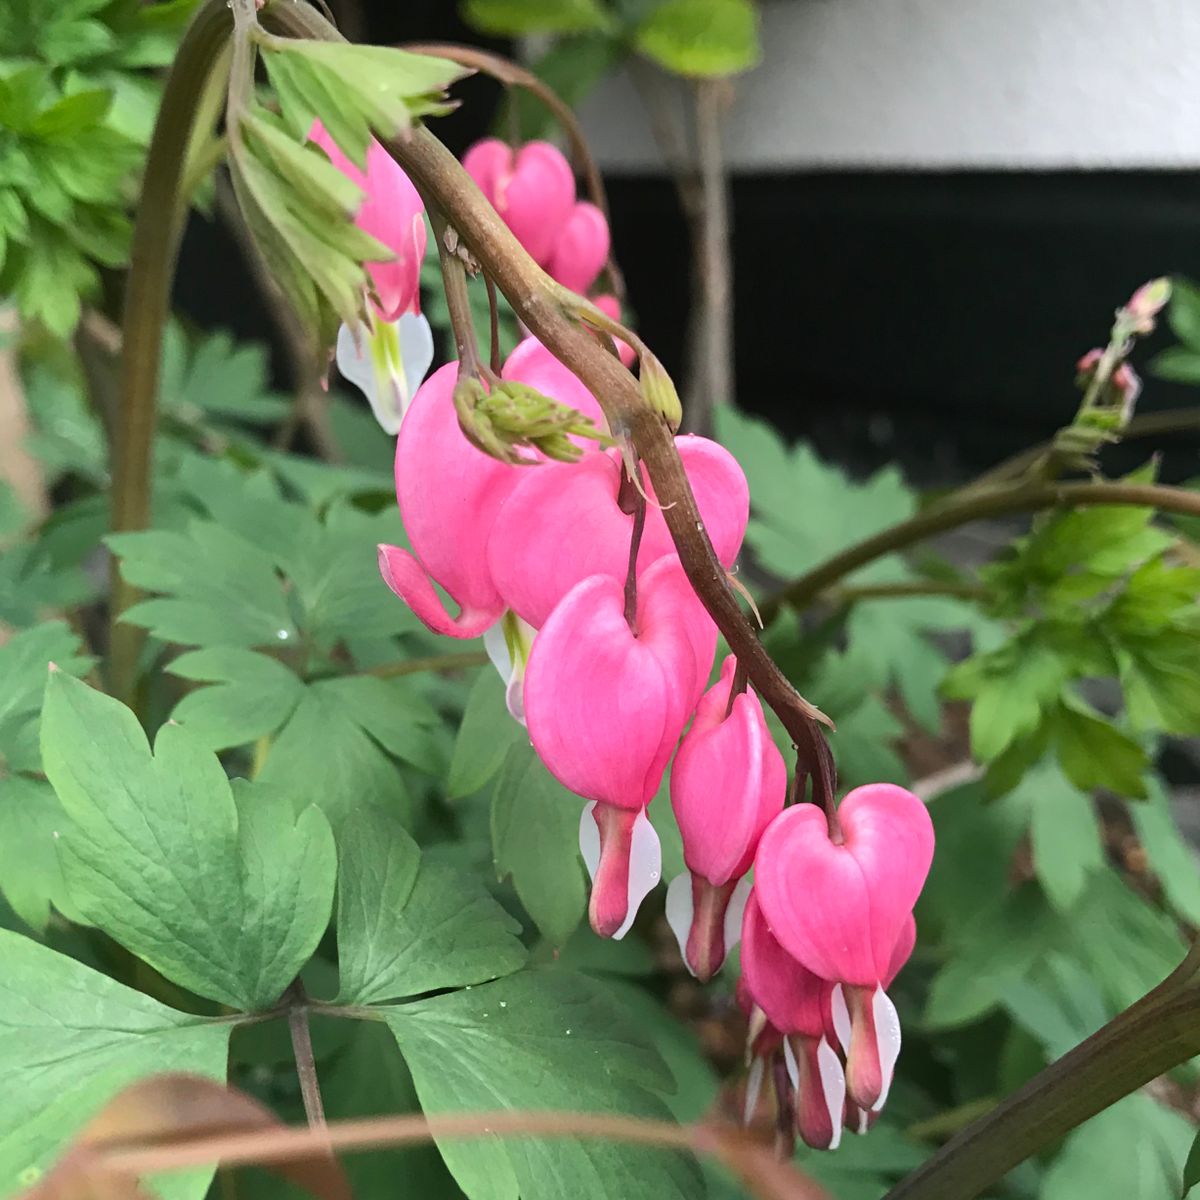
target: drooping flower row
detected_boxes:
[315,122,937,1154]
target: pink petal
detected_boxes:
[310,122,425,320]
[843,983,902,1112]
[579,801,661,938]
[671,656,786,886]
[668,437,750,567]
[740,892,832,1040]
[664,872,743,982]
[547,200,610,294]
[753,783,934,984]
[524,575,672,809]
[789,1036,845,1152]
[391,363,518,637]
[377,545,497,639]
[464,139,576,266]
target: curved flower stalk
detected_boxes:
[666,656,785,982]
[309,121,433,432]
[523,557,718,939]
[754,784,934,1112]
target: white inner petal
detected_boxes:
[722,875,752,960]
[871,984,903,1112]
[617,808,662,941]
[398,312,434,402]
[664,874,694,974]
[831,984,852,1054]
[782,1036,799,1090]
[578,801,600,881]
[817,1037,846,1151]
[743,1057,765,1128]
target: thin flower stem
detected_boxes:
[761,479,1200,622]
[484,272,502,376]
[366,650,489,678]
[106,1109,696,1175]
[109,0,233,706]
[966,404,1200,493]
[825,579,987,605]
[620,466,648,632]
[285,981,326,1129]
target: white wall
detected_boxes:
[577,0,1200,170]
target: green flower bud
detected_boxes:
[639,352,682,431]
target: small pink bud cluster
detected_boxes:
[463,138,632,363]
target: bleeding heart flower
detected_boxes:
[546,200,610,295]
[488,438,748,631]
[741,892,845,1152]
[463,138,576,266]
[523,556,717,938]
[665,656,785,981]
[378,340,606,638]
[309,121,426,322]
[754,784,934,1111]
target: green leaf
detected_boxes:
[0,777,76,932]
[1050,699,1147,797]
[1167,277,1200,351]
[1184,1127,1200,1197]
[1043,1093,1193,1200]
[1068,868,1187,1013]
[1025,759,1104,911]
[925,885,1060,1030]
[255,675,442,827]
[383,969,703,1200]
[491,742,587,946]
[1150,346,1200,385]
[0,620,92,766]
[261,40,464,167]
[504,34,621,141]
[464,0,614,36]
[108,522,298,650]
[335,808,525,1005]
[448,669,526,799]
[1130,778,1200,925]
[168,648,306,752]
[634,0,760,77]
[41,673,336,1010]
[0,930,230,1198]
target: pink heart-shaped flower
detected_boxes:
[753,783,934,986]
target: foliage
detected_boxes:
[6,8,1200,1200]
[0,0,199,335]
[462,0,761,141]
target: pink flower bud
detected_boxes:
[754,784,933,1111]
[523,557,717,937]
[309,122,425,322]
[463,138,576,266]
[665,657,785,981]
[591,294,636,367]
[741,893,845,1151]
[546,201,610,295]
[1125,277,1171,334]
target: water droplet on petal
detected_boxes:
[276,629,290,641]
